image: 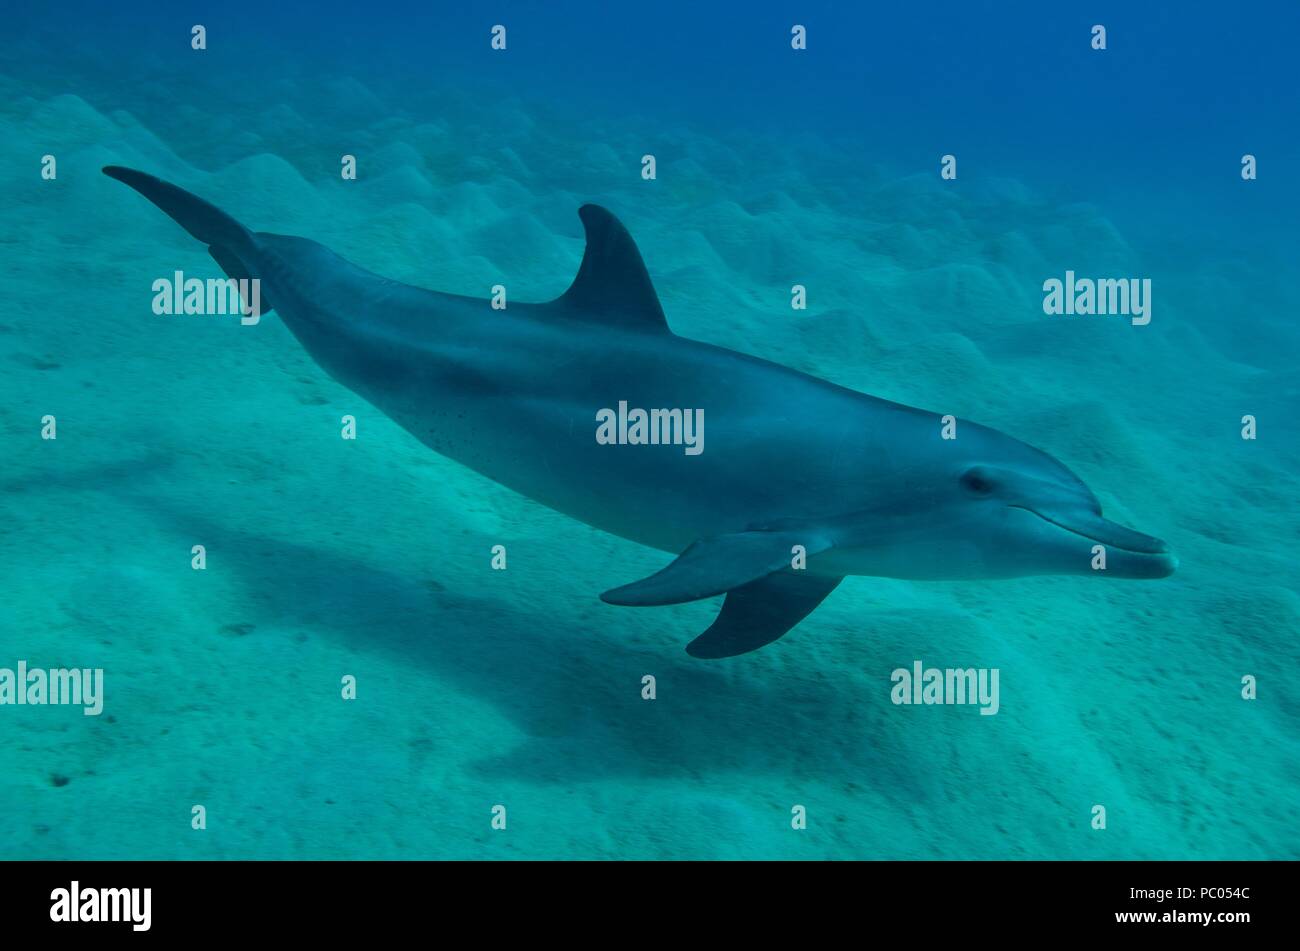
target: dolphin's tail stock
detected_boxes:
[102,165,273,314]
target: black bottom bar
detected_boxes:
[0,860,1276,938]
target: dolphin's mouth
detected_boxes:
[1017,507,1167,553]
[1012,505,1176,575]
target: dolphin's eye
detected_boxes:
[960,468,994,495]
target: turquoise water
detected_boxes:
[1,2,1297,860]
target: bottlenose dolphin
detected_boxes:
[103,166,1176,658]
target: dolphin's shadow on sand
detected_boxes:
[127,493,933,802]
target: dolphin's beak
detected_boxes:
[1014,506,1178,578]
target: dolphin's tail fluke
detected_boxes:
[103,165,273,313]
[103,166,253,254]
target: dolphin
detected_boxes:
[103,165,1177,658]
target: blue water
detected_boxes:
[1,0,1296,859]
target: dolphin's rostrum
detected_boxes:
[103,166,1176,659]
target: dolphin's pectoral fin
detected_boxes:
[600,531,832,606]
[687,572,843,659]
[555,204,669,333]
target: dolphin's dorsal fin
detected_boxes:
[557,204,668,332]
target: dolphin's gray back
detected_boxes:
[98,165,889,551]
[249,230,1038,557]
[246,231,903,553]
